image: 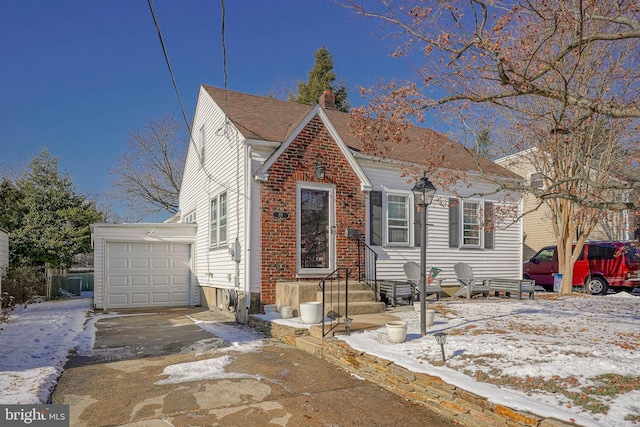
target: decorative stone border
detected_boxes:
[248,315,576,427]
[247,315,309,346]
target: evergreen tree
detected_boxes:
[0,178,22,232]
[292,46,350,112]
[4,150,103,268]
[475,128,491,159]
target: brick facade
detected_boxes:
[259,115,366,305]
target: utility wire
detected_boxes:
[147,0,243,197]
[219,0,241,242]
[147,0,192,138]
[221,0,229,109]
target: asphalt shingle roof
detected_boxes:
[203,85,518,178]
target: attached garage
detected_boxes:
[91,223,197,310]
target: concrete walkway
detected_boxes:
[52,307,453,426]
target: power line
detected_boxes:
[146,0,192,138]
[221,0,228,109]
[146,0,243,197]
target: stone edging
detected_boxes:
[248,315,577,427]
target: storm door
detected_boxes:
[297,184,335,275]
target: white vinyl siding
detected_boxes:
[177,87,247,289]
[199,125,205,163]
[0,229,8,291]
[0,229,7,268]
[361,161,523,285]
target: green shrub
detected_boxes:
[2,266,45,304]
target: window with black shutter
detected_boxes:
[369,191,382,246]
[449,199,459,248]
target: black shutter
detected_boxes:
[449,199,459,248]
[370,191,382,246]
[484,201,494,249]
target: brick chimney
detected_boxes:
[318,89,336,110]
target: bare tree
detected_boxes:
[342,0,640,294]
[109,115,186,221]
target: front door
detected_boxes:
[297,184,335,275]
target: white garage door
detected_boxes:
[105,241,191,308]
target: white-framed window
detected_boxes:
[529,172,545,190]
[449,198,494,249]
[210,192,227,247]
[369,190,414,246]
[387,194,410,245]
[199,124,206,163]
[183,210,196,223]
[462,200,481,247]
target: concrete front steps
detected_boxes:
[295,312,401,357]
[276,280,386,318]
[309,312,400,339]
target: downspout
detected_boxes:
[243,143,252,315]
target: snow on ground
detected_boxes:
[0,297,93,404]
[0,293,638,426]
[330,293,640,427]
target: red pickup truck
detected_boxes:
[523,241,640,295]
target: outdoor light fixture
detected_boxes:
[146,229,155,237]
[315,162,325,180]
[412,175,437,208]
[434,332,447,362]
[344,317,353,335]
[412,175,437,335]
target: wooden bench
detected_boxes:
[378,280,415,307]
[488,278,536,300]
[378,279,442,307]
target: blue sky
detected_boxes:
[0,1,415,214]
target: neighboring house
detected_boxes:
[496,151,638,262]
[176,86,524,313]
[0,227,8,295]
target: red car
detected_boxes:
[523,241,640,295]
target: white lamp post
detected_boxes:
[412,175,437,336]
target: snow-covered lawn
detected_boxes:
[335,292,640,427]
[0,298,95,404]
[0,293,638,426]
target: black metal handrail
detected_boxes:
[355,238,379,300]
[318,267,350,338]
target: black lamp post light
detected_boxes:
[411,175,437,336]
[434,332,448,362]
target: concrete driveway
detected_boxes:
[52,307,452,426]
